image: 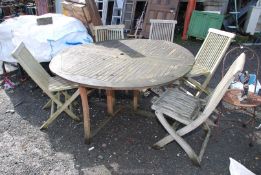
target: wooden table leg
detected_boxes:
[133,90,139,111]
[79,86,91,144]
[106,90,115,116]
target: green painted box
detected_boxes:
[187,11,224,39]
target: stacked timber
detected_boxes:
[62,1,88,26]
[62,0,102,35]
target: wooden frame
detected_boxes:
[12,42,80,130]
[93,24,125,42]
[49,39,194,143]
[183,28,236,97]
[152,53,245,165]
[149,19,177,42]
[142,0,179,38]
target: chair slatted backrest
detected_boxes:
[178,53,245,136]
[192,28,236,74]
[149,19,177,42]
[94,24,125,42]
[12,42,50,93]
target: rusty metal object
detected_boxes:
[221,45,261,126]
[223,89,261,108]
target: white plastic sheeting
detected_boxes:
[0,13,93,63]
[229,158,256,175]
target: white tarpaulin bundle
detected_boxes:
[0,13,93,63]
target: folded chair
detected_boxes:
[93,24,125,42]
[12,42,80,129]
[149,19,177,42]
[182,28,235,97]
[151,53,245,165]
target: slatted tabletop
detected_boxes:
[50,39,194,90]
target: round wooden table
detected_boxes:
[50,39,194,143]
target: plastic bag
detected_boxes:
[229,158,255,175]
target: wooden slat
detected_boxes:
[106,90,115,116]
[50,39,194,90]
[142,0,179,38]
[184,29,236,97]
[79,87,91,144]
[48,76,79,92]
[93,25,125,42]
[149,19,177,42]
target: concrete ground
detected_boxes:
[0,41,260,175]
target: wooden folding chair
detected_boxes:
[151,53,245,165]
[93,24,125,42]
[93,24,125,97]
[149,19,177,42]
[12,42,80,129]
[146,19,177,95]
[182,28,236,97]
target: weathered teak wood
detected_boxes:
[151,53,245,165]
[79,86,91,144]
[84,0,103,34]
[50,39,194,89]
[149,19,177,42]
[93,24,125,42]
[133,90,139,111]
[106,90,115,116]
[50,39,194,142]
[183,28,236,97]
[12,42,81,129]
[142,0,179,38]
[62,0,102,35]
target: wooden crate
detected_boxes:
[62,0,102,36]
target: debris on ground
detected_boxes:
[5,109,15,114]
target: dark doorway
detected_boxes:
[106,1,114,24]
[132,1,147,32]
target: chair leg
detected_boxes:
[152,121,180,150]
[153,134,174,149]
[62,91,73,110]
[50,100,55,116]
[63,108,80,121]
[153,121,214,149]
[154,111,211,166]
[49,93,59,116]
[57,91,61,108]
[198,123,211,162]
[53,91,80,122]
[42,99,52,109]
[40,90,80,130]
